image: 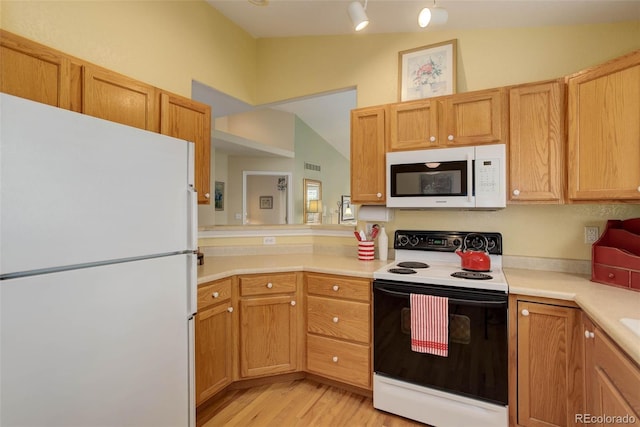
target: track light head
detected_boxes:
[418,6,448,28]
[348,1,369,31]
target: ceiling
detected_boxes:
[198,0,639,158]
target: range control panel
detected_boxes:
[393,230,503,255]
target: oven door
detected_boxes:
[373,279,508,405]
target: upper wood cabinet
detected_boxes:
[389,99,438,150]
[350,106,387,204]
[508,80,565,203]
[567,50,640,202]
[510,296,584,427]
[388,87,508,151]
[160,93,212,204]
[82,65,158,132]
[0,29,71,109]
[440,87,508,146]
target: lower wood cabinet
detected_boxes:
[305,273,372,389]
[583,315,640,426]
[510,295,584,427]
[195,278,233,405]
[238,272,301,378]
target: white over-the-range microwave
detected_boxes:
[386,144,506,209]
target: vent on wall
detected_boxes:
[304,162,321,172]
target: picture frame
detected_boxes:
[214,181,224,211]
[259,196,273,209]
[340,195,355,222]
[398,39,457,102]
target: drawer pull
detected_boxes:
[332,356,338,363]
[266,282,273,289]
[332,316,339,323]
[227,307,234,313]
[332,285,340,291]
[212,292,219,298]
[521,309,529,316]
[291,301,296,306]
[584,330,595,339]
[608,273,615,279]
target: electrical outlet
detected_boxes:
[263,236,276,245]
[584,226,600,244]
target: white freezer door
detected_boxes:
[0,255,193,427]
[0,94,196,276]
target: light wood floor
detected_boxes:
[198,379,428,427]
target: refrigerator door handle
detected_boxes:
[187,254,197,316]
[187,186,198,251]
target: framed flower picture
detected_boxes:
[398,39,457,102]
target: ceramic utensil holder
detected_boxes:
[358,241,375,261]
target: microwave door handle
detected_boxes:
[466,153,473,203]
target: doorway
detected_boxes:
[242,171,293,225]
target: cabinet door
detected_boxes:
[389,99,438,150]
[195,303,233,405]
[82,65,158,132]
[0,30,71,109]
[517,301,584,427]
[509,80,565,203]
[350,106,386,204]
[440,88,507,146]
[160,93,211,204]
[567,50,640,201]
[583,316,640,426]
[239,295,297,378]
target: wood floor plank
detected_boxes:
[200,379,426,427]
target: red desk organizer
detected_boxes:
[591,218,640,291]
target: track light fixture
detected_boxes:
[418,1,448,28]
[348,0,369,32]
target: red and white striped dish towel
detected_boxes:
[410,294,449,357]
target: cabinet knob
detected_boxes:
[513,189,520,196]
[332,316,339,323]
[521,309,530,316]
[204,193,210,199]
[429,136,436,142]
[376,192,382,198]
[637,186,640,192]
[584,330,595,339]
[332,356,338,363]
[291,301,296,306]
[608,273,615,279]
[447,135,454,141]
[266,282,273,289]
[227,306,234,313]
[332,285,340,291]
[212,291,219,298]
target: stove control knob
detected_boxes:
[409,236,419,246]
[398,235,409,246]
[453,238,461,247]
[486,239,496,250]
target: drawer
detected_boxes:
[307,296,370,344]
[198,278,232,310]
[593,264,631,288]
[307,334,371,389]
[306,273,371,302]
[239,272,297,296]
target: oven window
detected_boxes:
[373,281,508,405]
[390,161,468,197]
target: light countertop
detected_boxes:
[197,255,640,365]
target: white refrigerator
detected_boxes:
[0,94,198,427]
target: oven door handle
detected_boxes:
[375,285,507,307]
